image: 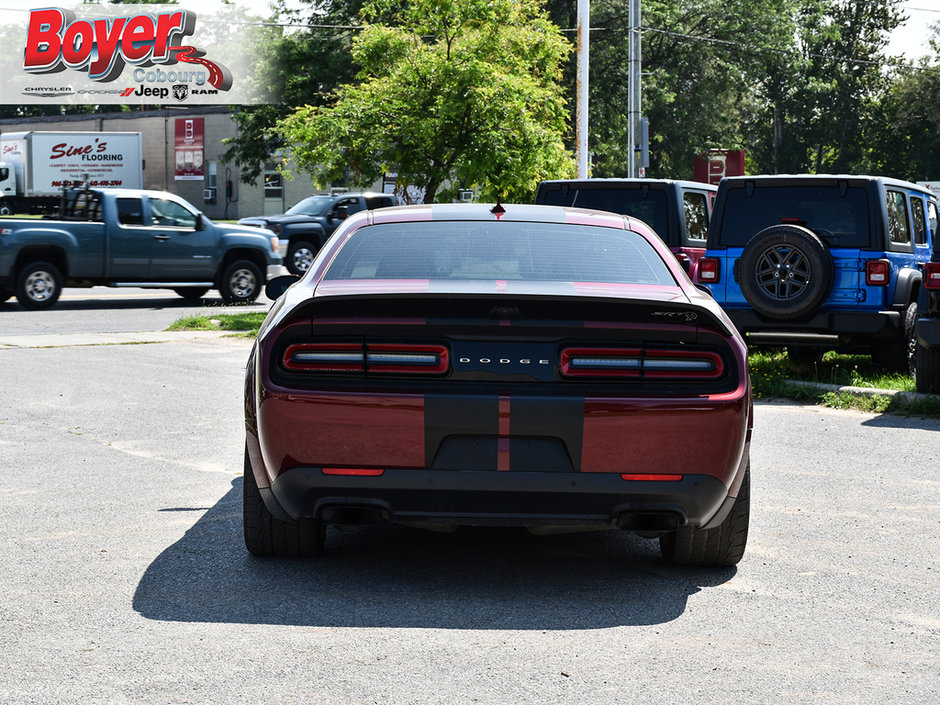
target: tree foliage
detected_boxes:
[276,0,573,203]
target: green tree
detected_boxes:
[749,0,905,174]
[276,0,574,202]
[870,23,940,181]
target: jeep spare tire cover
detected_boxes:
[738,224,833,321]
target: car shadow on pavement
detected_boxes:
[133,479,737,629]
[860,413,940,432]
[31,296,269,312]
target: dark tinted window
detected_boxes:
[911,196,927,245]
[325,221,675,286]
[365,195,396,209]
[720,185,871,248]
[537,186,669,237]
[116,198,143,225]
[886,190,911,245]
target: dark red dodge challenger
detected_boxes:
[244,203,753,566]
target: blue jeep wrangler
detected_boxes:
[699,175,938,369]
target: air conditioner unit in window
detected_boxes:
[204,188,216,202]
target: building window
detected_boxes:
[206,160,217,189]
[263,164,282,199]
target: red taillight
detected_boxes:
[561,347,642,377]
[866,259,890,286]
[283,342,449,374]
[561,347,724,380]
[925,262,940,291]
[283,343,364,372]
[698,258,720,283]
[367,344,448,374]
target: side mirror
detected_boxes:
[195,213,206,231]
[265,274,301,301]
[333,205,349,220]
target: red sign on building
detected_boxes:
[174,117,204,181]
[693,149,745,185]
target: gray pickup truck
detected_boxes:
[0,188,283,309]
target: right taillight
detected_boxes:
[561,347,724,380]
[925,262,940,290]
[698,257,720,283]
[866,259,890,286]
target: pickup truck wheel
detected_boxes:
[738,225,833,321]
[173,287,209,300]
[915,339,940,394]
[243,444,325,557]
[220,260,262,304]
[287,241,317,275]
[16,261,62,310]
[659,462,750,567]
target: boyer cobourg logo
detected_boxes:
[22,7,232,100]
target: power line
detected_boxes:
[641,26,940,76]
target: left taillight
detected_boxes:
[561,347,724,380]
[865,259,890,286]
[283,343,364,372]
[283,342,449,375]
[925,262,940,291]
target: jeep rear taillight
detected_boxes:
[698,258,720,283]
[865,259,890,286]
[925,262,940,291]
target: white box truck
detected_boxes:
[0,131,143,214]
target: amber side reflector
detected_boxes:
[321,468,385,476]
[620,474,683,482]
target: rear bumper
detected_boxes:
[726,309,901,343]
[916,317,940,348]
[262,463,744,531]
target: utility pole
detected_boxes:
[576,0,590,178]
[627,0,642,177]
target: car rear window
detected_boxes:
[324,221,676,286]
[720,185,871,248]
[538,186,669,236]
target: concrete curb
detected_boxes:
[0,330,242,349]
[784,379,935,405]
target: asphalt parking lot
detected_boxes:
[1,292,938,704]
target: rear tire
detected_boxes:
[16,261,62,310]
[219,259,262,304]
[915,339,940,394]
[871,302,917,373]
[243,445,325,557]
[660,463,750,567]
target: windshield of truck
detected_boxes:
[539,186,669,237]
[286,196,333,216]
[720,185,872,248]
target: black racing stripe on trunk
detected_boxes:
[425,394,499,470]
[509,396,584,472]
